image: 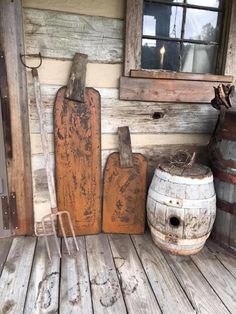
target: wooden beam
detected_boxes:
[130,70,233,83]
[0,0,33,235]
[120,76,219,103]
[124,0,143,76]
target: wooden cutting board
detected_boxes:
[54,54,101,235]
[102,127,147,234]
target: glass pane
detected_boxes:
[181,43,218,73]
[184,9,221,42]
[141,39,180,71]
[143,3,183,38]
[187,0,220,8]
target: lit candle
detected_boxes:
[160,45,166,69]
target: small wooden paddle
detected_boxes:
[102,126,147,234]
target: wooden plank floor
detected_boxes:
[0,233,235,314]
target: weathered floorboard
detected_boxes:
[60,237,93,314]
[109,234,161,314]
[86,234,126,313]
[24,8,123,63]
[24,237,60,314]
[0,237,36,313]
[132,234,195,314]
[207,239,236,279]
[0,238,12,276]
[191,246,236,313]
[165,253,230,314]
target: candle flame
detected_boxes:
[160,45,165,54]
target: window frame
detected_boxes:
[124,0,232,78]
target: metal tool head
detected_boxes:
[41,210,79,261]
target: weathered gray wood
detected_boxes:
[207,239,236,279]
[65,53,88,102]
[118,126,133,168]
[0,0,33,235]
[23,8,123,63]
[28,85,218,134]
[86,233,126,313]
[120,76,217,103]
[191,246,236,313]
[132,234,195,314]
[225,0,236,81]
[229,215,236,250]
[0,237,12,275]
[0,237,36,313]
[109,234,161,314]
[124,0,143,75]
[60,237,93,314]
[24,237,60,313]
[165,252,229,314]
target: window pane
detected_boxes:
[184,9,221,42]
[187,0,220,8]
[143,3,183,38]
[141,39,180,71]
[181,43,218,73]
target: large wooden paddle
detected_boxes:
[54,53,101,235]
[102,127,147,234]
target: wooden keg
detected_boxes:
[147,163,216,255]
[210,111,236,251]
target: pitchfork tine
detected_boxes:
[59,214,71,255]
[66,212,79,252]
[51,215,61,258]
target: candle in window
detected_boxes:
[160,45,166,69]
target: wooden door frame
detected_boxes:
[0,0,33,235]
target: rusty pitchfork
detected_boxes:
[20,53,79,260]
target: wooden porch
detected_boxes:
[0,232,235,314]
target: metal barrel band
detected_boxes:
[217,199,236,216]
[213,166,236,185]
[211,149,236,169]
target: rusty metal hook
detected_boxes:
[19,53,42,70]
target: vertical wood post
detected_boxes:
[0,0,33,235]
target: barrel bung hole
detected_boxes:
[169,216,181,227]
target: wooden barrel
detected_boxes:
[210,111,236,251]
[147,163,216,255]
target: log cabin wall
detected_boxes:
[22,0,235,224]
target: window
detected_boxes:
[121,0,233,103]
[142,0,224,74]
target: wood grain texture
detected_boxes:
[0,237,36,313]
[191,246,236,313]
[102,153,147,234]
[120,77,217,103]
[24,237,60,313]
[28,85,218,134]
[224,0,236,81]
[165,253,230,314]
[60,237,93,314]
[23,8,123,63]
[109,234,161,313]
[0,0,33,235]
[23,0,125,19]
[86,234,126,313]
[65,53,88,102]
[132,233,195,314]
[31,133,210,155]
[118,126,133,168]
[130,70,233,82]
[26,60,122,87]
[207,239,236,279]
[55,87,101,235]
[124,0,143,75]
[0,238,12,276]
